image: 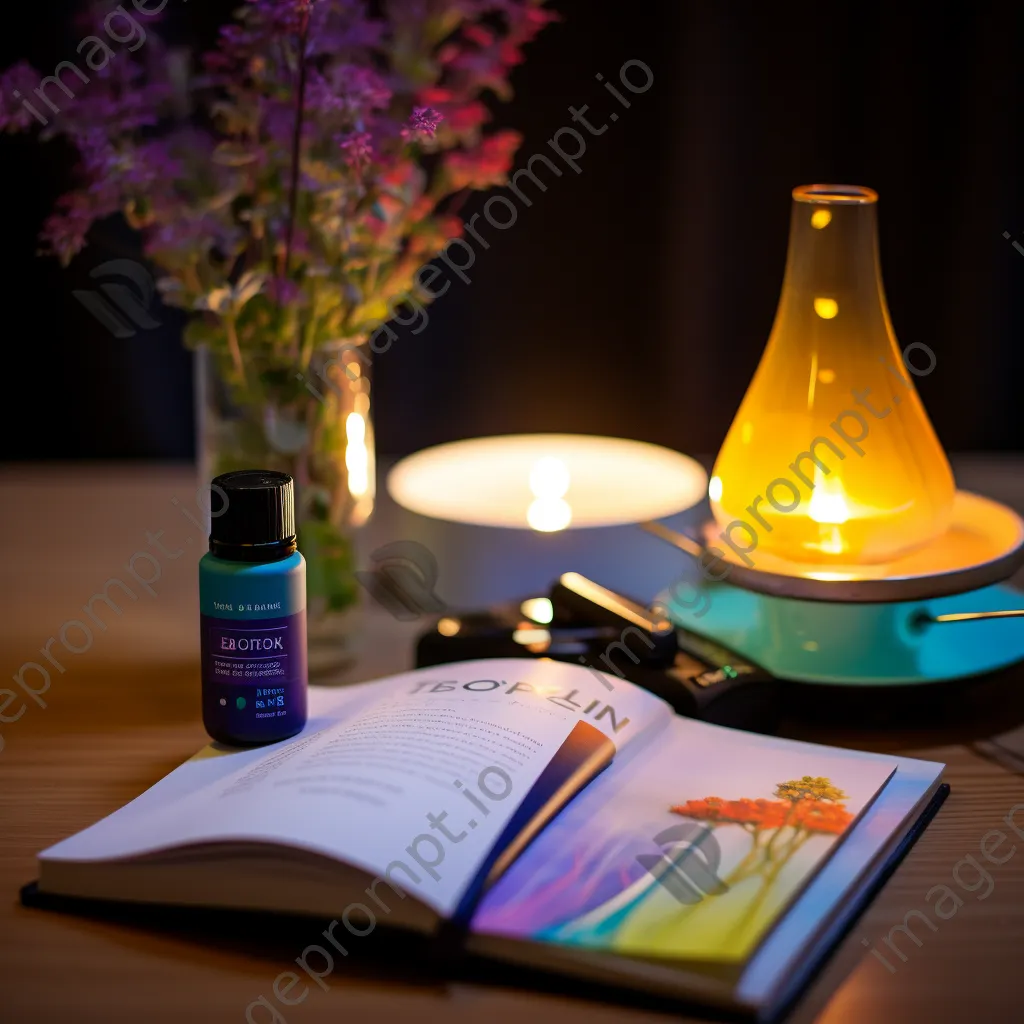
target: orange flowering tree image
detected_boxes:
[673,776,851,880]
[668,776,852,947]
[544,774,855,958]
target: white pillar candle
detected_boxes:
[387,434,707,531]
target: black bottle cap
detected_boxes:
[208,470,297,562]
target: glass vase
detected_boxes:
[196,340,374,679]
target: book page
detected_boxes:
[472,714,896,961]
[40,659,671,918]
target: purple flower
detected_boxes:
[261,96,317,152]
[0,61,45,131]
[58,53,173,140]
[244,0,315,33]
[76,130,129,185]
[402,106,443,139]
[306,64,391,120]
[310,4,386,52]
[39,192,112,265]
[336,64,392,112]
[267,276,303,305]
[4,0,554,313]
[145,211,241,261]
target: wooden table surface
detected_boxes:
[1,459,1023,1024]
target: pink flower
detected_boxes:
[407,214,464,257]
[462,24,495,48]
[407,195,435,222]
[418,87,455,105]
[442,101,489,133]
[338,130,373,168]
[445,129,522,190]
[417,87,489,137]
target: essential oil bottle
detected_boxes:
[199,470,308,745]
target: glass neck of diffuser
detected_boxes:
[781,199,886,331]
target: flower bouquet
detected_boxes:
[1,0,554,671]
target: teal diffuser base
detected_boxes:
[647,494,1024,687]
[662,580,1024,686]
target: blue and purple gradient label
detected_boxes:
[200,611,308,742]
[199,550,308,745]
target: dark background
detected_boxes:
[2,0,1022,461]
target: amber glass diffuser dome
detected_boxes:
[710,184,955,565]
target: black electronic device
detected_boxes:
[415,573,782,733]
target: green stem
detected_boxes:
[365,253,382,300]
[285,6,311,358]
[224,315,246,385]
[298,281,320,372]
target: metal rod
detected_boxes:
[640,520,707,561]
[923,609,1024,624]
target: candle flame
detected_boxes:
[808,485,850,524]
[346,413,369,497]
[527,456,572,531]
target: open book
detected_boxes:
[28,659,946,1021]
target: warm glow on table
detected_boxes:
[387,434,707,531]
